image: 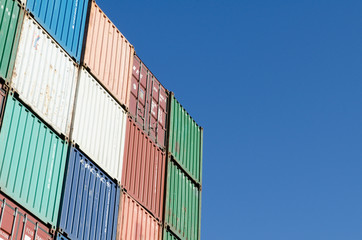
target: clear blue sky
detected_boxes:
[98,1,361,239]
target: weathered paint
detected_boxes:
[0,95,68,228]
[12,15,78,137]
[0,82,8,129]
[117,192,162,240]
[71,67,127,182]
[165,159,201,240]
[130,54,168,149]
[0,192,54,240]
[83,1,134,108]
[168,93,203,184]
[26,0,90,62]
[0,0,24,81]
[122,117,166,221]
[59,147,120,240]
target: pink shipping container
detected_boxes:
[122,117,166,221]
[117,192,162,240]
[130,55,168,149]
[83,1,134,109]
[0,192,54,240]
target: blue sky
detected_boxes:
[98,1,362,239]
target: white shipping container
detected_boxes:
[11,15,78,137]
[71,67,127,182]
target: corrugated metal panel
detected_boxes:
[130,54,168,149]
[117,192,162,240]
[0,192,54,240]
[71,67,127,182]
[163,228,179,240]
[0,0,24,82]
[0,82,8,129]
[165,159,201,240]
[122,117,166,221]
[59,147,120,240]
[0,95,68,228]
[83,1,134,109]
[26,0,90,62]
[56,232,67,240]
[11,15,78,137]
[168,93,203,184]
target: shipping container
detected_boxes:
[26,0,90,62]
[163,228,180,240]
[168,93,203,184]
[0,0,24,82]
[0,192,54,240]
[59,147,120,240]
[71,67,127,182]
[11,15,78,137]
[165,159,201,240]
[117,192,162,240]
[0,82,8,129]
[122,117,166,221]
[0,95,68,228]
[56,232,67,240]
[130,55,168,149]
[83,1,134,109]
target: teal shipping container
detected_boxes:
[0,0,24,81]
[168,93,203,184]
[165,159,201,240]
[0,94,68,229]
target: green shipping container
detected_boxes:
[0,0,24,81]
[163,228,180,240]
[0,95,68,228]
[168,93,203,184]
[165,159,201,240]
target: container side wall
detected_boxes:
[165,160,201,240]
[0,96,68,227]
[0,83,8,129]
[0,0,23,81]
[117,192,162,240]
[11,15,78,137]
[0,192,54,240]
[121,117,166,221]
[163,228,179,240]
[130,55,168,149]
[71,67,127,182]
[26,0,89,62]
[83,1,134,108]
[168,95,203,183]
[59,147,120,240]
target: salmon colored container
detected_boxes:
[117,192,162,240]
[83,1,134,109]
[0,82,8,129]
[129,55,168,149]
[0,192,54,240]
[122,117,166,221]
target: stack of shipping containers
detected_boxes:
[0,0,203,239]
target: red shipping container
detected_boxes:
[129,55,168,149]
[0,82,7,130]
[117,192,161,240]
[122,117,166,221]
[0,192,54,240]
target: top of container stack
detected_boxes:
[168,93,203,185]
[82,0,134,110]
[26,0,90,63]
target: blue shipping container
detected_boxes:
[26,0,90,62]
[59,147,120,240]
